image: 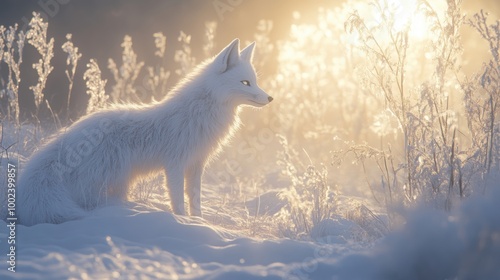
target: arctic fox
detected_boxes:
[17,39,273,226]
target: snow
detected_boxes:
[0,202,356,279]
[1,185,499,279]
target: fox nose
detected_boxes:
[268,96,274,102]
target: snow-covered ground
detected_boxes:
[1,184,499,279]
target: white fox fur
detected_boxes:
[16,39,272,226]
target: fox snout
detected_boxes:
[257,93,273,107]
[244,91,273,107]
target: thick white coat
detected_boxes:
[16,39,272,225]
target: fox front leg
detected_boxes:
[165,165,186,215]
[186,163,203,217]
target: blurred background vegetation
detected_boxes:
[0,0,497,119]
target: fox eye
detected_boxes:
[241,80,251,86]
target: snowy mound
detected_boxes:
[0,203,355,279]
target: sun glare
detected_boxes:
[389,0,429,39]
[409,12,429,39]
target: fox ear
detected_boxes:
[240,42,255,62]
[216,38,240,73]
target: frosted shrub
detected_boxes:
[331,140,393,205]
[129,173,168,209]
[108,35,144,102]
[84,59,108,114]
[153,32,167,58]
[275,135,387,241]
[146,66,170,102]
[344,0,471,210]
[174,31,196,76]
[26,12,54,114]
[146,32,170,101]
[465,10,500,177]
[275,135,338,239]
[0,24,25,125]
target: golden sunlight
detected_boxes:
[387,0,446,40]
[389,0,428,39]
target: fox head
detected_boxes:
[209,39,273,107]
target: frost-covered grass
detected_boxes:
[1,0,500,278]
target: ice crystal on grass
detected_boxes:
[108,35,144,102]
[146,33,170,100]
[26,12,54,113]
[1,24,25,125]
[62,33,82,117]
[275,134,340,239]
[146,66,170,101]
[153,32,166,58]
[174,31,195,76]
[466,10,500,176]
[84,59,108,114]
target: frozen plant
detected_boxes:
[203,21,217,57]
[465,10,500,176]
[84,59,108,114]
[61,33,82,119]
[344,0,468,209]
[174,31,196,76]
[331,139,394,206]
[108,35,144,102]
[275,135,338,239]
[0,26,3,64]
[26,12,54,114]
[146,67,170,101]
[129,173,167,208]
[146,32,170,100]
[1,24,25,125]
[153,32,166,58]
